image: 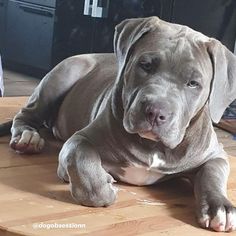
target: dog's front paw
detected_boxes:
[10,130,45,154]
[198,196,236,232]
[70,173,118,207]
[58,133,118,207]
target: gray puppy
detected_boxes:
[2,17,236,232]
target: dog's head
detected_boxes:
[111,17,236,149]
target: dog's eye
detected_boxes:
[187,80,200,88]
[139,61,153,72]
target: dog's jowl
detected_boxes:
[2,17,236,232]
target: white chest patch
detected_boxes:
[150,153,166,168]
[117,153,165,186]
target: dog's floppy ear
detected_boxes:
[111,17,160,119]
[208,39,236,123]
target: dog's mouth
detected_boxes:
[127,123,181,148]
[123,107,180,147]
[138,130,160,142]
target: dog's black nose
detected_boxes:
[145,105,168,126]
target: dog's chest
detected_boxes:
[115,153,166,186]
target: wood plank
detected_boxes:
[0,97,235,236]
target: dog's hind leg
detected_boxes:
[10,55,97,154]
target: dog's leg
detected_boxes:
[10,77,57,153]
[57,132,117,207]
[11,71,74,153]
[10,56,94,154]
[194,158,236,232]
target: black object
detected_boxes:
[0,0,95,73]
[72,0,172,54]
[171,0,236,53]
[3,0,55,71]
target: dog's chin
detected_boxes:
[138,131,160,142]
[123,120,183,149]
[138,131,180,149]
[138,130,183,149]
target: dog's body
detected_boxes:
[53,54,224,185]
[3,17,236,232]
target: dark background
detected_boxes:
[0,0,236,76]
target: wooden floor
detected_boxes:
[0,97,236,236]
[3,70,39,97]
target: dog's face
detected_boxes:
[112,17,236,149]
[122,31,212,148]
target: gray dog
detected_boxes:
[2,17,236,232]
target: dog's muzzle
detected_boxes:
[123,96,176,142]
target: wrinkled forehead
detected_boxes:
[131,26,212,77]
[133,22,208,53]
